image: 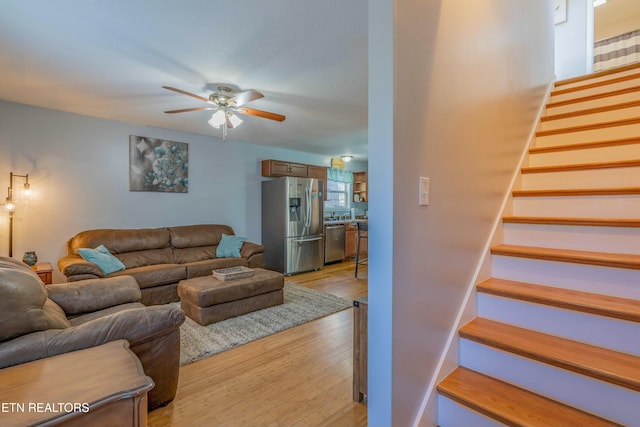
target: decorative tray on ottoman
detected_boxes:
[212,266,255,281]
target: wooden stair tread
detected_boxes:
[529,136,640,154]
[491,244,640,270]
[551,71,640,96]
[512,187,640,197]
[502,216,640,227]
[477,278,640,323]
[542,99,640,122]
[555,63,640,87]
[536,117,640,137]
[440,65,640,425]
[460,318,640,391]
[521,159,640,173]
[437,367,623,427]
[547,85,640,109]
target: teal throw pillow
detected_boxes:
[77,244,126,275]
[216,234,247,258]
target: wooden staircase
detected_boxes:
[436,63,640,426]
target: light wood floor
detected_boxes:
[148,261,368,427]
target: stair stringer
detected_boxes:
[411,78,555,427]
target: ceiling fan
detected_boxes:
[162,85,286,140]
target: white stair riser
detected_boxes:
[437,396,504,427]
[520,167,640,190]
[512,194,640,218]
[477,293,640,355]
[539,105,640,131]
[460,340,637,426]
[502,223,640,254]
[528,144,640,167]
[492,255,640,299]
[440,69,640,427]
[550,76,640,104]
[546,89,640,115]
[556,70,640,92]
[535,122,640,147]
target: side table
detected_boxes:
[353,296,368,403]
[31,261,53,285]
[0,340,154,427]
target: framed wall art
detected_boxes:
[129,135,189,193]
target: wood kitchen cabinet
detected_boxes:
[307,165,328,200]
[353,171,367,202]
[306,164,326,180]
[345,223,358,258]
[345,222,367,259]
[262,160,328,200]
[357,226,368,256]
[262,159,308,177]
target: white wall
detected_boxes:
[594,0,640,41]
[368,0,394,423]
[555,0,595,79]
[368,1,555,426]
[596,13,640,41]
[0,100,330,282]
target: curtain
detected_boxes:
[327,168,354,183]
[594,29,640,72]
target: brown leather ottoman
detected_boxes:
[178,268,284,325]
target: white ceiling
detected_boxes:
[0,0,368,160]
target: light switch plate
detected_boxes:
[419,177,430,206]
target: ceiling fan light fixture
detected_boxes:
[341,155,353,162]
[163,85,285,141]
[228,113,243,128]
[208,110,226,128]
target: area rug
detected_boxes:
[175,282,352,366]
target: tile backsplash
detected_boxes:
[324,202,368,219]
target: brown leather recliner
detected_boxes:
[0,257,185,410]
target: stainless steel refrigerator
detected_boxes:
[262,177,324,274]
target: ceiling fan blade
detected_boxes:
[162,86,210,103]
[164,107,217,114]
[232,89,264,107]
[237,107,286,122]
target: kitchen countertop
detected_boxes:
[324,219,368,225]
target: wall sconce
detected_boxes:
[4,173,31,257]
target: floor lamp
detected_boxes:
[5,172,31,258]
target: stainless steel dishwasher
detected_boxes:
[324,223,345,263]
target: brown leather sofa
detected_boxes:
[58,224,265,305]
[0,257,185,410]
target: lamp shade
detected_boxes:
[228,113,243,128]
[208,110,226,128]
